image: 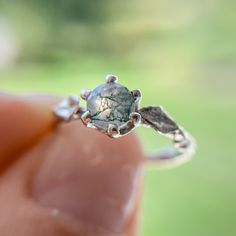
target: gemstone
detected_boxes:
[87,83,136,131]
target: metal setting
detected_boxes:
[53,74,196,168]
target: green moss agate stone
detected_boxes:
[87,83,136,131]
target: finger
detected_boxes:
[0,93,59,170]
[33,122,144,235]
[0,121,144,236]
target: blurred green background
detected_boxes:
[0,0,235,235]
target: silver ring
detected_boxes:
[53,74,196,168]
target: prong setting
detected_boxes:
[81,111,92,126]
[131,89,142,102]
[53,74,196,169]
[107,123,120,137]
[129,112,142,125]
[80,88,91,100]
[105,74,118,83]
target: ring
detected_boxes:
[53,74,196,168]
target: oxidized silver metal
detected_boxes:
[53,74,196,168]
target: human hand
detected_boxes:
[0,93,144,236]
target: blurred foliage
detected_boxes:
[0,0,110,60]
[0,0,236,236]
[35,0,108,22]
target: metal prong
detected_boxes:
[131,89,142,102]
[105,74,118,83]
[81,111,92,126]
[107,123,120,137]
[129,112,142,125]
[80,88,91,100]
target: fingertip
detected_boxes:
[32,121,144,234]
[0,93,59,167]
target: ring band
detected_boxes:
[53,74,196,168]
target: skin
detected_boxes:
[0,93,144,236]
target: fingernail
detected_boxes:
[32,122,143,233]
